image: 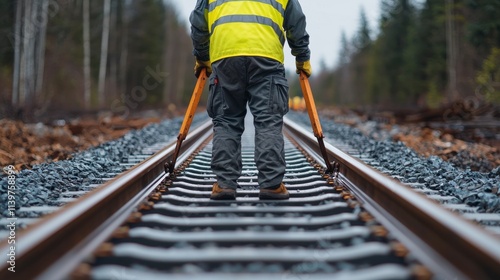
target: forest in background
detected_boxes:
[0,0,499,122]
[304,0,500,113]
[0,0,194,121]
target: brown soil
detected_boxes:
[329,111,499,172]
[392,126,499,167]
[0,116,160,170]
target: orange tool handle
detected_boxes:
[166,69,207,174]
[298,71,334,173]
[299,72,324,139]
[178,69,208,141]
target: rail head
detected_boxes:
[284,117,500,280]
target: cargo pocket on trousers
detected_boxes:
[270,76,289,116]
[207,76,219,118]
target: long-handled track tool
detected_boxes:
[165,69,207,174]
[299,71,334,174]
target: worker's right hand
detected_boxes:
[296,60,312,77]
[194,60,212,77]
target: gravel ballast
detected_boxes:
[287,112,500,214]
[0,115,207,220]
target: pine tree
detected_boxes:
[368,0,415,107]
[353,8,372,51]
[337,31,353,105]
[126,0,166,106]
[420,0,448,107]
[467,0,500,55]
[352,8,372,106]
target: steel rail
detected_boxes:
[283,117,500,280]
[0,119,213,280]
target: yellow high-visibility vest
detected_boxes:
[207,0,289,63]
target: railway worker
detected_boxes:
[190,0,311,200]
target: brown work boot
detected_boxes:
[210,183,236,200]
[259,183,289,200]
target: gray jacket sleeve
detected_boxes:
[283,0,311,62]
[190,0,210,61]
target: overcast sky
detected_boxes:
[168,0,381,71]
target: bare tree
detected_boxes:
[119,0,129,97]
[10,0,50,118]
[97,0,111,107]
[20,1,33,106]
[35,0,49,97]
[83,0,91,109]
[163,11,176,104]
[175,25,188,104]
[12,0,22,107]
[446,0,459,101]
[109,0,118,101]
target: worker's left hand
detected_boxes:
[194,60,212,77]
[296,60,312,77]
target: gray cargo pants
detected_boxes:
[208,57,289,190]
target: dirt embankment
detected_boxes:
[0,117,160,170]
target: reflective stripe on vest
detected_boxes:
[207,0,289,63]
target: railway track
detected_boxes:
[317,136,500,237]
[1,114,500,280]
